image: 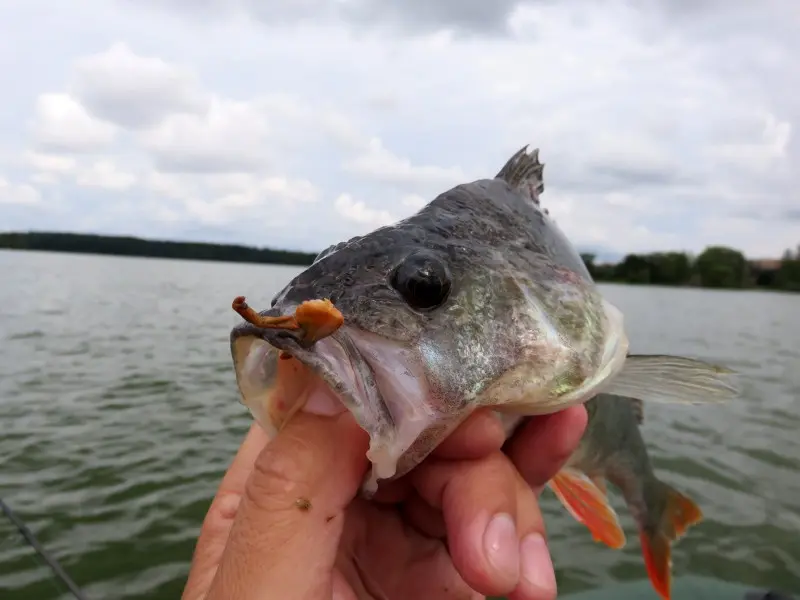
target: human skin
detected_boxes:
[181,385,588,600]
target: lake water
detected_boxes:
[1,250,798,599]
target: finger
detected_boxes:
[506,471,557,600]
[371,409,508,505]
[411,452,556,599]
[205,385,370,600]
[505,405,587,493]
[432,408,506,460]
[371,476,412,504]
[338,499,480,600]
[181,422,269,600]
[402,491,447,539]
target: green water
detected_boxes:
[1,250,798,599]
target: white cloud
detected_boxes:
[343,137,467,189]
[707,110,792,173]
[0,177,41,205]
[0,0,797,259]
[138,96,273,173]
[335,193,397,228]
[71,41,207,129]
[24,152,77,174]
[140,170,321,229]
[402,194,428,210]
[75,160,137,191]
[31,93,116,153]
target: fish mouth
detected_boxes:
[230,314,434,495]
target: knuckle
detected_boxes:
[244,432,316,513]
[442,452,515,510]
[202,491,242,537]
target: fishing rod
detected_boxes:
[0,496,89,600]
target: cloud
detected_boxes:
[139,97,274,174]
[74,160,137,191]
[0,177,40,205]
[343,138,467,190]
[0,0,797,260]
[335,192,397,228]
[25,152,77,176]
[31,93,117,153]
[71,42,208,130]
[127,0,524,35]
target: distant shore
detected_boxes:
[2,231,799,292]
[0,231,318,267]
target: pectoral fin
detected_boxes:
[605,354,741,404]
[548,468,626,549]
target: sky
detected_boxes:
[0,0,797,261]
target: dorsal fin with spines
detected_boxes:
[495,145,546,209]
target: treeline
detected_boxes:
[582,245,800,292]
[0,231,318,266]
[3,232,799,292]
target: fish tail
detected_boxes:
[639,482,703,600]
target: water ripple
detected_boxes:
[1,253,799,598]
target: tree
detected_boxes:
[776,245,800,291]
[615,254,652,283]
[647,252,692,285]
[694,246,748,288]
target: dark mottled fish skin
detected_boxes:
[268,148,606,398]
[232,146,617,487]
[274,159,592,338]
[265,149,602,408]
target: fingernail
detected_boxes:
[520,533,557,597]
[302,387,345,416]
[483,513,520,582]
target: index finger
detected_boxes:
[505,405,587,493]
[181,422,270,600]
[432,408,507,460]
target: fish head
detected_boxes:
[230,227,440,494]
[454,250,630,415]
[230,181,630,496]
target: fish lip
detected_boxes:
[229,319,396,479]
[230,321,387,417]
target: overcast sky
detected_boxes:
[0,0,796,260]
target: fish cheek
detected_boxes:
[417,325,501,411]
[370,328,495,481]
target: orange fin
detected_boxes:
[548,468,626,549]
[590,475,608,497]
[640,485,704,600]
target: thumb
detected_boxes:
[206,385,370,600]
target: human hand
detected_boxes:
[181,385,587,600]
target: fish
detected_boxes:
[228,144,741,499]
[544,393,703,600]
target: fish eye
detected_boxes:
[391,251,451,311]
